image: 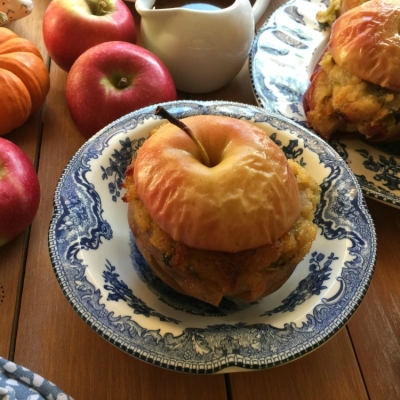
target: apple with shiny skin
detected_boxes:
[43,0,136,72]
[65,41,177,139]
[0,138,40,246]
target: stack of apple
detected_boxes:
[1,0,176,246]
[43,0,177,139]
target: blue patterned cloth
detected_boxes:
[0,357,73,400]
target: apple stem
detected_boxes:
[117,77,129,89]
[0,12,8,25]
[96,1,107,16]
[155,106,211,167]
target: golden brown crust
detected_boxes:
[316,0,370,26]
[124,160,320,306]
[304,51,400,142]
[316,0,343,25]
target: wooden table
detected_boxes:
[1,1,399,399]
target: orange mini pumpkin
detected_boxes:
[0,27,50,136]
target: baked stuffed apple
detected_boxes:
[304,0,400,142]
[123,111,320,306]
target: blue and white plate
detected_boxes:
[250,0,400,209]
[48,100,376,373]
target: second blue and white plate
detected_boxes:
[250,0,400,208]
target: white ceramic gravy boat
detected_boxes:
[136,0,270,93]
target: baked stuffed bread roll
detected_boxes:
[304,0,400,142]
[123,114,320,306]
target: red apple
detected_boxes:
[65,41,177,139]
[133,115,301,253]
[0,138,40,246]
[42,0,136,72]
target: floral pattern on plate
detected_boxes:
[49,100,376,373]
[250,0,400,208]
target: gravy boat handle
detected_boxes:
[252,0,270,24]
